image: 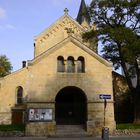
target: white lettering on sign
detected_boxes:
[99,94,111,99]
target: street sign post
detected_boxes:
[99,94,111,126]
[99,94,111,140]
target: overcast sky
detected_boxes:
[0,0,92,71]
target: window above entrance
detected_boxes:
[57,56,85,73]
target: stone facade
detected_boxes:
[0,7,116,136]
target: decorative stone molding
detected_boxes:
[34,14,85,42]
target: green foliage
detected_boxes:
[82,29,97,41]
[117,123,140,129]
[84,0,140,122]
[84,0,140,84]
[0,55,12,77]
[0,124,25,131]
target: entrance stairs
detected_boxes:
[56,125,89,137]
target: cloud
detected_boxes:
[0,7,14,30]
[0,24,15,30]
[0,7,7,19]
[5,24,15,29]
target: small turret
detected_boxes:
[77,0,98,53]
[77,0,90,29]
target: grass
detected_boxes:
[1,123,140,131]
[117,123,140,130]
[0,124,25,131]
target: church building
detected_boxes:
[0,0,116,136]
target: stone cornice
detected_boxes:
[28,35,112,67]
[34,14,86,43]
[0,67,27,80]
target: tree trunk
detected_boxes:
[134,60,140,123]
[133,86,140,124]
[118,44,134,91]
[120,61,140,124]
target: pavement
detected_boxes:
[0,136,140,140]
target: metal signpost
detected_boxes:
[99,94,111,140]
[99,94,111,126]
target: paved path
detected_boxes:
[0,136,140,140]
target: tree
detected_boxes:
[0,55,12,77]
[83,0,140,123]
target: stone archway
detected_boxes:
[55,86,87,125]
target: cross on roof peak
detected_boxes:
[64,8,69,15]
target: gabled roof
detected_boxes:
[28,35,112,67]
[35,12,86,41]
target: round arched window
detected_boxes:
[17,86,23,104]
[77,56,85,73]
[57,56,65,72]
[67,56,75,73]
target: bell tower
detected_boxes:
[77,0,90,29]
[77,0,98,53]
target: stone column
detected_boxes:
[64,60,67,72]
[74,60,77,73]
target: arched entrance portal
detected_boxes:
[55,86,87,125]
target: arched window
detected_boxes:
[17,86,23,104]
[67,56,75,73]
[57,56,65,72]
[77,56,85,73]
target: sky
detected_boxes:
[0,0,92,71]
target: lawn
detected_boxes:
[0,124,25,131]
[117,123,140,129]
[0,123,140,131]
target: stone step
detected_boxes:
[55,125,89,137]
[57,125,84,129]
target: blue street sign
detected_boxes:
[99,94,111,99]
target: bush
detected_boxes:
[117,123,140,129]
[0,124,25,131]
